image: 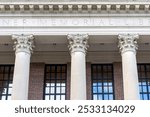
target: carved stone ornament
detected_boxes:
[67,34,89,54]
[118,34,139,54]
[12,34,35,54]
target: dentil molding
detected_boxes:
[0,2,150,13]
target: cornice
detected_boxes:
[0,2,150,13]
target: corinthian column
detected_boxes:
[11,34,34,100]
[118,34,140,100]
[68,34,89,100]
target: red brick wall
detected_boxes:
[66,63,71,100]
[113,62,124,100]
[86,62,92,100]
[28,63,45,100]
[28,62,124,100]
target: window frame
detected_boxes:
[91,64,115,100]
[43,64,67,100]
[0,65,14,100]
[138,64,150,100]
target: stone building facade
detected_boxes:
[0,0,150,100]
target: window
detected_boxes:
[0,65,14,100]
[91,64,114,100]
[138,64,150,100]
[44,64,67,100]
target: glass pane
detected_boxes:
[2,88,7,94]
[61,95,65,100]
[62,73,66,79]
[93,87,97,93]
[7,96,11,100]
[140,94,143,100]
[57,73,61,79]
[104,87,108,93]
[50,95,54,100]
[93,82,97,86]
[143,94,148,100]
[57,66,61,72]
[61,87,65,93]
[143,86,147,92]
[109,87,113,93]
[45,95,49,100]
[4,74,9,80]
[98,87,102,93]
[56,95,60,100]
[109,94,113,100]
[9,83,12,87]
[50,87,55,94]
[51,66,55,72]
[97,82,102,86]
[98,94,102,100]
[56,83,61,86]
[1,96,6,100]
[147,72,150,78]
[56,87,60,93]
[51,83,55,87]
[61,83,65,86]
[51,73,55,79]
[148,86,150,92]
[142,82,146,85]
[104,94,109,100]
[46,83,50,87]
[45,87,49,94]
[103,82,107,86]
[93,94,97,100]
[8,88,12,94]
[62,66,66,72]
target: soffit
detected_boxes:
[0,35,150,52]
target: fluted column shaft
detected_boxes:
[11,34,34,100]
[118,34,140,100]
[68,34,89,100]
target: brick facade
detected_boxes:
[86,62,92,100]
[28,63,45,100]
[27,62,124,100]
[66,63,71,100]
[113,62,124,100]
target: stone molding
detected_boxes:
[67,34,89,54]
[0,3,150,13]
[12,34,35,54]
[118,34,139,54]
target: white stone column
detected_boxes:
[11,34,34,100]
[118,34,140,100]
[68,34,89,100]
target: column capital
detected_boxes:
[67,34,89,54]
[12,34,35,54]
[118,34,139,54]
